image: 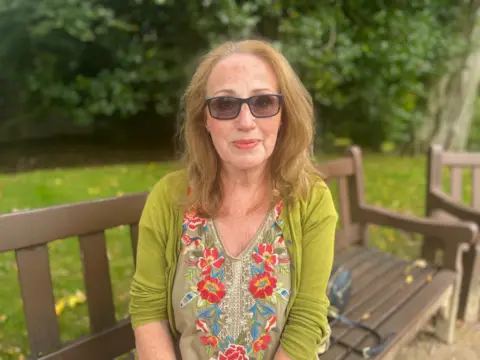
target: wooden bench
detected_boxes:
[1,145,477,360]
[425,144,480,323]
[0,193,147,359]
[319,146,478,360]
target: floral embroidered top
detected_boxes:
[129,169,338,360]
[172,203,291,360]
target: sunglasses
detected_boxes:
[205,94,283,120]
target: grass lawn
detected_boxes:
[0,154,474,359]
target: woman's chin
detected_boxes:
[227,156,269,172]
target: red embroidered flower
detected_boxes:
[253,334,271,352]
[198,248,224,275]
[196,319,209,333]
[201,335,219,347]
[265,315,277,332]
[197,276,226,303]
[249,272,277,299]
[218,344,249,360]
[184,210,207,230]
[252,244,279,272]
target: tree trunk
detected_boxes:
[415,9,480,153]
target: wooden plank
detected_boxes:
[442,152,480,166]
[38,318,135,360]
[323,264,437,360]
[79,232,116,334]
[16,245,61,356]
[342,271,455,360]
[472,167,480,209]
[335,247,377,273]
[0,192,148,252]
[130,223,139,268]
[326,261,409,352]
[319,157,355,180]
[450,167,462,202]
[335,224,362,250]
[338,177,352,235]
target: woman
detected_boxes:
[129,39,338,360]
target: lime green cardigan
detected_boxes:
[129,169,338,360]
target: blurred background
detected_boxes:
[0,1,479,358]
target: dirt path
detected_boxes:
[395,322,480,360]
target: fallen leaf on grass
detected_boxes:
[55,299,66,315]
[0,313,7,322]
[87,187,101,195]
[67,290,86,308]
[55,290,86,315]
[116,191,125,196]
[54,178,63,185]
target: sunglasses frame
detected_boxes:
[204,94,283,120]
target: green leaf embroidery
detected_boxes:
[197,297,209,308]
[274,247,286,255]
[185,268,197,282]
[236,330,248,345]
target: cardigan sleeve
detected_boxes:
[129,179,171,329]
[280,181,338,359]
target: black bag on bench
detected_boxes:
[326,265,396,358]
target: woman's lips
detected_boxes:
[232,139,260,150]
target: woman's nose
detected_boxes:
[235,103,256,130]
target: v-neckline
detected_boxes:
[210,208,273,260]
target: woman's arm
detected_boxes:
[130,179,177,359]
[134,321,176,360]
[274,347,292,360]
[279,182,338,360]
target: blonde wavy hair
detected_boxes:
[180,39,320,217]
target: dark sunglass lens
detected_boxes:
[209,97,240,119]
[250,95,280,117]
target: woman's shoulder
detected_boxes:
[297,172,337,217]
[148,168,189,205]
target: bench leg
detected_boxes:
[434,275,461,344]
[460,244,480,323]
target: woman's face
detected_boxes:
[205,53,282,172]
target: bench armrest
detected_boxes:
[358,204,478,246]
[429,189,480,225]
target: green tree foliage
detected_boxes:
[0,0,465,150]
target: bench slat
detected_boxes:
[38,318,135,360]
[79,232,116,334]
[342,270,455,360]
[323,250,441,360]
[338,177,352,234]
[16,245,60,356]
[450,167,462,202]
[0,193,147,252]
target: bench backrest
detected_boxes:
[0,192,147,359]
[427,144,480,211]
[317,145,367,251]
